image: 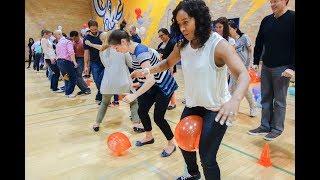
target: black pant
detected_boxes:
[34,53,41,71]
[45,59,60,91]
[137,85,174,140]
[28,53,33,68]
[180,106,228,180]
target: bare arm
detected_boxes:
[131,44,181,78]
[150,44,180,74]
[247,45,254,69]
[84,50,90,74]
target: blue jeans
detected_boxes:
[259,65,290,134]
[180,106,227,180]
[90,61,104,101]
[45,59,60,91]
[56,59,77,95]
[76,57,89,92]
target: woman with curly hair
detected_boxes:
[131,0,250,179]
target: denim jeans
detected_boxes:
[56,59,77,95]
[90,60,104,101]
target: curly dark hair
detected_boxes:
[171,0,212,49]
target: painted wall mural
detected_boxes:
[93,0,124,30]
[92,0,294,47]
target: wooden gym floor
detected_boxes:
[25,64,295,180]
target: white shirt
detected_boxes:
[180,32,231,109]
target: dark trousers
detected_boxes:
[180,106,228,180]
[259,65,291,134]
[45,59,60,91]
[56,59,77,95]
[90,61,104,101]
[75,57,90,92]
[137,85,174,140]
[34,53,41,71]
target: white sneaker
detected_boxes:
[52,89,64,93]
[66,94,76,98]
[249,108,257,117]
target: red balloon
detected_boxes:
[249,69,260,83]
[135,8,142,16]
[107,132,131,156]
[175,115,203,152]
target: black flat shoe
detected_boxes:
[133,127,145,133]
[135,138,155,147]
[93,125,99,132]
[167,104,176,110]
[161,146,176,157]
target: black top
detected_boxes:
[253,10,295,70]
[83,31,103,62]
[28,42,34,53]
[157,38,175,59]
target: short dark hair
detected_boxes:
[120,20,127,30]
[108,29,131,45]
[88,20,98,27]
[69,31,79,37]
[158,28,170,35]
[62,33,67,37]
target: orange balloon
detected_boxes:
[175,115,203,152]
[249,69,260,83]
[107,132,131,156]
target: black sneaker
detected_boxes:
[247,127,270,136]
[77,91,86,95]
[176,173,201,180]
[264,131,281,141]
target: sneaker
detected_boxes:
[77,90,91,95]
[247,127,270,136]
[167,104,176,110]
[52,89,64,93]
[176,173,201,180]
[249,108,258,117]
[264,131,281,141]
[66,94,76,98]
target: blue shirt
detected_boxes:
[83,31,102,61]
[132,44,178,96]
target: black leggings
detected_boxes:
[28,53,33,67]
[180,106,228,180]
[137,85,174,140]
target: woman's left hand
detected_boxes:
[213,99,240,126]
[122,93,138,104]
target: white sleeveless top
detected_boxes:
[180,32,231,110]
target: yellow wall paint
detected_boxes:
[241,0,268,25]
[228,0,239,11]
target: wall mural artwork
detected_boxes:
[93,0,124,30]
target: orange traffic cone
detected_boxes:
[258,143,272,167]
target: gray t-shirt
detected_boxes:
[99,48,133,94]
[235,34,252,68]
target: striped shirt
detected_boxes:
[132,44,178,96]
[56,37,75,61]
